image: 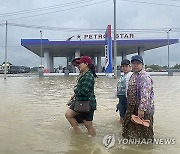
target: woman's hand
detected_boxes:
[138,110,144,119]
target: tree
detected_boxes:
[173,64,180,69]
[146,64,162,71]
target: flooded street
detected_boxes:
[0,75,180,154]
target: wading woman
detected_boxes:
[65,56,97,137]
[122,55,155,141]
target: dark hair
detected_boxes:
[88,64,97,78]
[71,58,81,65]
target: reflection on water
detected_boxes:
[0,75,180,154]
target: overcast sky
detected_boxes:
[0,0,180,67]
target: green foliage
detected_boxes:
[146,64,180,72]
[173,64,180,69]
[146,64,162,71]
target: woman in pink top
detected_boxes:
[122,55,154,142]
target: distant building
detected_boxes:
[0,62,30,74]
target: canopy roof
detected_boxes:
[21,38,179,57]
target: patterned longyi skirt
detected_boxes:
[122,104,154,141]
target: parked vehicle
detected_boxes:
[8,65,30,74]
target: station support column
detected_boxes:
[97,53,101,73]
[75,49,81,73]
[138,47,145,66]
[44,50,54,72]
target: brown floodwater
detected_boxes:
[0,74,180,154]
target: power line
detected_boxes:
[0,0,110,22]
[119,0,180,8]
[1,0,180,24]
[1,0,180,19]
[2,22,167,32]
[8,22,105,31]
[1,0,180,20]
[8,22,179,34]
[168,0,180,2]
[0,0,93,17]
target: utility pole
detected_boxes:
[167,29,171,76]
[113,0,117,79]
[4,21,8,79]
[40,30,43,67]
[39,30,43,77]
